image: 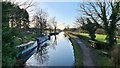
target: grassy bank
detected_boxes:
[73,32,120,45]
[65,32,83,66]
[69,32,114,66]
[90,48,113,66]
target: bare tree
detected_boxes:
[50,17,57,33]
[79,1,120,47]
[75,16,86,27]
[75,16,89,26]
[46,22,53,32]
[33,9,48,36]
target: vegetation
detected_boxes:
[32,9,48,36]
[51,17,57,33]
[2,0,58,67]
[77,1,120,49]
[111,46,120,66]
[65,32,83,66]
[2,0,120,67]
[73,32,120,45]
[69,31,114,66]
[90,47,113,66]
[81,18,99,41]
[2,1,36,67]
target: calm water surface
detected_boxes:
[25,32,74,66]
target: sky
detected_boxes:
[23,1,82,29]
[10,0,82,29]
[5,0,120,30]
[34,2,80,28]
[9,0,82,28]
[9,0,82,29]
[9,0,116,29]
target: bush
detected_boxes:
[95,28,105,34]
[11,36,22,45]
[2,43,19,66]
[2,28,19,45]
[111,46,120,66]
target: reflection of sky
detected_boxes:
[25,32,74,66]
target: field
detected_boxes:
[74,32,120,45]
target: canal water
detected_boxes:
[25,32,74,66]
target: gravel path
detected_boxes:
[74,39,94,66]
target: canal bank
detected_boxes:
[66,32,83,67]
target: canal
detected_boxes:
[25,32,74,66]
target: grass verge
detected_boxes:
[65,32,83,66]
[69,32,114,66]
[73,32,120,45]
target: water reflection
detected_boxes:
[49,35,57,50]
[35,44,49,64]
[25,32,74,66]
[34,35,58,65]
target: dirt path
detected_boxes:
[74,39,94,66]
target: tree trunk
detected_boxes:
[89,31,96,41]
[40,23,43,36]
[106,25,116,50]
[54,26,56,33]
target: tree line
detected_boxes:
[75,1,120,49]
[2,0,58,66]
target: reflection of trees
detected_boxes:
[64,32,70,38]
[63,32,71,43]
[47,35,57,50]
[64,32,67,37]
[50,35,57,50]
[33,35,58,65]
[34,44,49,64]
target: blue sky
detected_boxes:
[33,2,81,27]
[11,0,82,28]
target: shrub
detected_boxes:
[111,46,120,66]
